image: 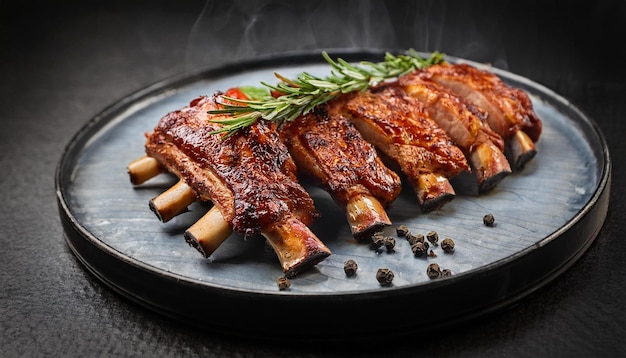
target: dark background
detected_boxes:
[1,0,625,356]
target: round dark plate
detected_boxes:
[56,50,611,341]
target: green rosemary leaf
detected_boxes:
[307,79,338,89]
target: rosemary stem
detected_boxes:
[209,49,445,137]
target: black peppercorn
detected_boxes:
[373,231,385,239]
[426,231,439,245]
[370,233,385,250]
[483,213,495,226]
[411,242,427,257]
[426,263,442,279]
[442,269,453,277]
[344,259,358,277]
[384,236,396,252]
[277,276,291,290]
[396,225,409,237]
[406,232,424,245]
[441,238,455,253]
[376,268,394,286]
[428,250,437,258]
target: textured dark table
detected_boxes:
[1,1,625,357]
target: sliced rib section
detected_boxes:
[341,85,470,211]
[141,94,331,277]
[398,73,512,193]
[420,62,542,170]
[280,99,402,240]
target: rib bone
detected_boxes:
[128,155,234,253]
[508,130,537,170]
[127,155,163,185]
[149,180,197,222]
[184,206,233,258]
[345,193,392,239]
[262,216,332,278]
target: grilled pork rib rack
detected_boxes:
[127,60,543,277]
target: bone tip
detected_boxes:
[183,231,209,258]
[127,167,150,185]
[420,192,456,212]
[128,171,142,186]
[513,150,537,172]
[148,200,166,222]
[283,250,331,278]
[479,170,511,194]
[352,222,391,242]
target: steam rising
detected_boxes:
[185,0,511,71]
[186,0,397,69]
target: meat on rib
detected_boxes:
[398,72,512,193]
[279,97,402,240]
[418,62,542,170]
[142,93,331,277]
[340,85,470,211]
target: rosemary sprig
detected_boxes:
[209,49,445,136]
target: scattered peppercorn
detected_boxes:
[343,259,358,277]
[372,231,385,240]
[396,225,409,237]
[442,269,453,277]
[376,268,394,286]
[406,232,424,245]
[428,250,437,257]
[370,233,385,250]
[383,236,396,252]
[426,231,439,245]
[426,263,442,279]
[277,276,291,290]
[441,238,455,253]
[483,213,495,226]
[411,242,427,257]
